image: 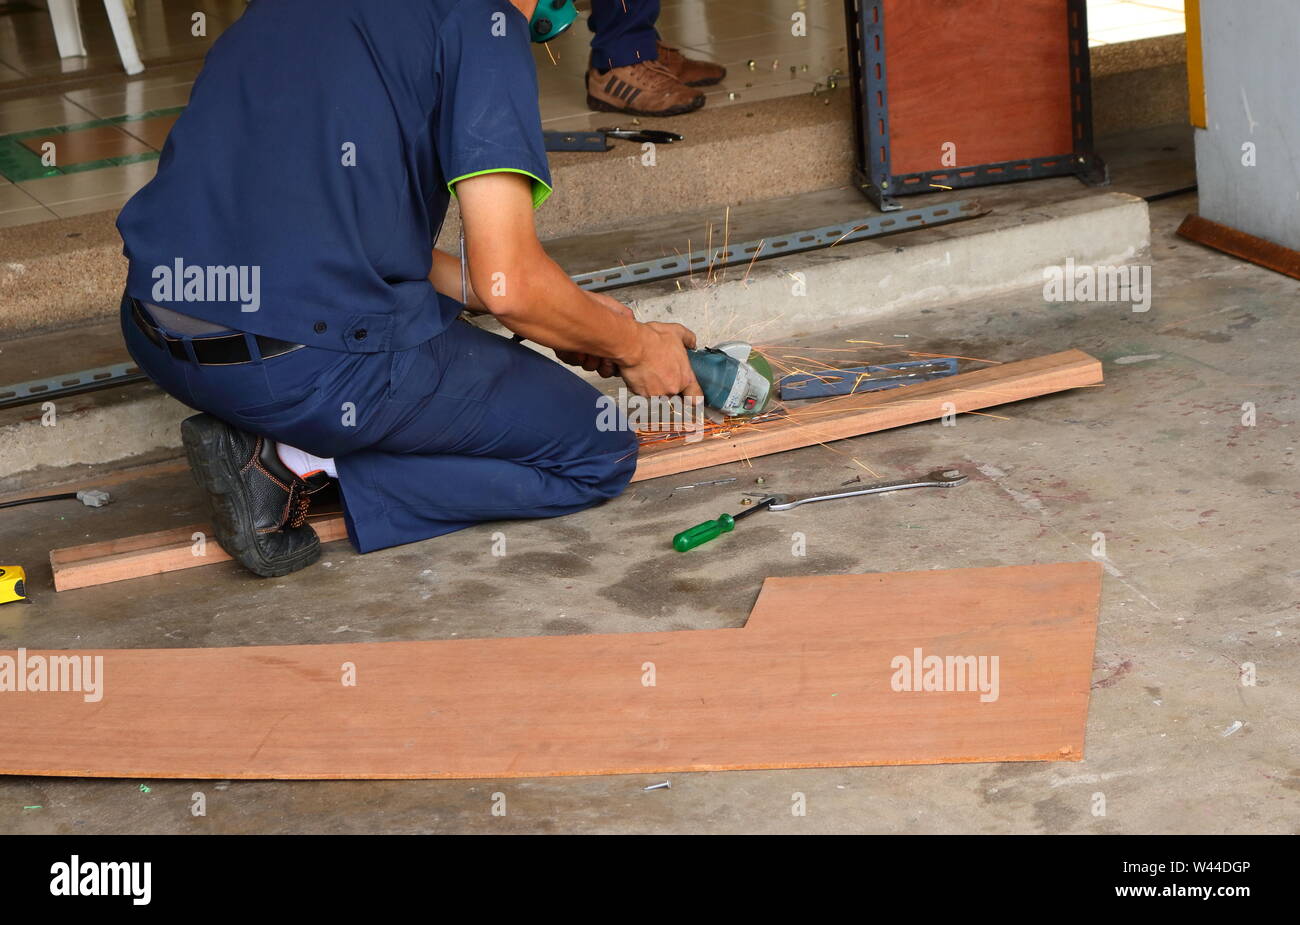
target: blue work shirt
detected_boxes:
[117,0,552,354]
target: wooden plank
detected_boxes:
[1177,213,1300,281]
[882,0,1075,176]
[50,514,349,591]
[0,563,1102,779]
[632,349,1102,481]
[48,349,1101,590]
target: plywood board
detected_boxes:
[50,514,349,591]
[0,563,1102,779]
[49,349,1102,590]
[882,0,1075,175]
[632,349,1101,481]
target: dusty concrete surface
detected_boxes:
[0,181,1295,833]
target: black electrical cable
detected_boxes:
[1144,185,1198,202]
[0,492,78,510]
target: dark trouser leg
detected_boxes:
[334,321,638,553]
[123,294,638,556]
[588,0,661,70]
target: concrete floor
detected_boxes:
[0,178,1296,832]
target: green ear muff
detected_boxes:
[530,0,578,43]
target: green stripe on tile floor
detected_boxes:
[0,107,183,182]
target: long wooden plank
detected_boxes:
[632,348,1101,481]
[49,349,1101,590]
[50,514,349,591]
[0,563,1101,779]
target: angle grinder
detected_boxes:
[688,341,775,418]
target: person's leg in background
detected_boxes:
[588,0,660,71]
[585,0,725,117]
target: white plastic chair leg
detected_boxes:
[47,0,88,58]
[103,0,145,75]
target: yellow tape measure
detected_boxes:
[0,566,29,605]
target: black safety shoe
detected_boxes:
[180,413,327,577]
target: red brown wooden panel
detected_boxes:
[882,0,1076,176]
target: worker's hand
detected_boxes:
[555,293,637,378]
[618,322,701,399]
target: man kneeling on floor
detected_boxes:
[116,0,699,577]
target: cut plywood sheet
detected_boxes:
[0,562,1102,779]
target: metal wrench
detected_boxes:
[766,468,966,511]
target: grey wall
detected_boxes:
[1194,0,1300,250]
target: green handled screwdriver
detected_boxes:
[672,497,778,552]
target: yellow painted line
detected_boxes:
[1186,0,1207,128]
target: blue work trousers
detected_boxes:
[121,296,638,553]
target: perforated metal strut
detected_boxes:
[571,199,982,292]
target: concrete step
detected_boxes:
[0,91,854,340]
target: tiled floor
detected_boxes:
[0,0,1184,228]
[1088,0,1186,46]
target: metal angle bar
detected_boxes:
[571,199,982,292]
[778,358,958,400]
[0,362,146,411]
[848,0,898,211]
[891,153,1088,193]
[1064,0,1108,186]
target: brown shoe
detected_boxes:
[655,42,726,87]
[586,60,704,117]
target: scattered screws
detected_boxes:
[644,781,671,791]
[1221,720,1243,737]
[746,59,756,70]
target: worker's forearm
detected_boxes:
[429,248,485,311]
[472,252,644,366]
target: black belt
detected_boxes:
[131,300,304,365]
